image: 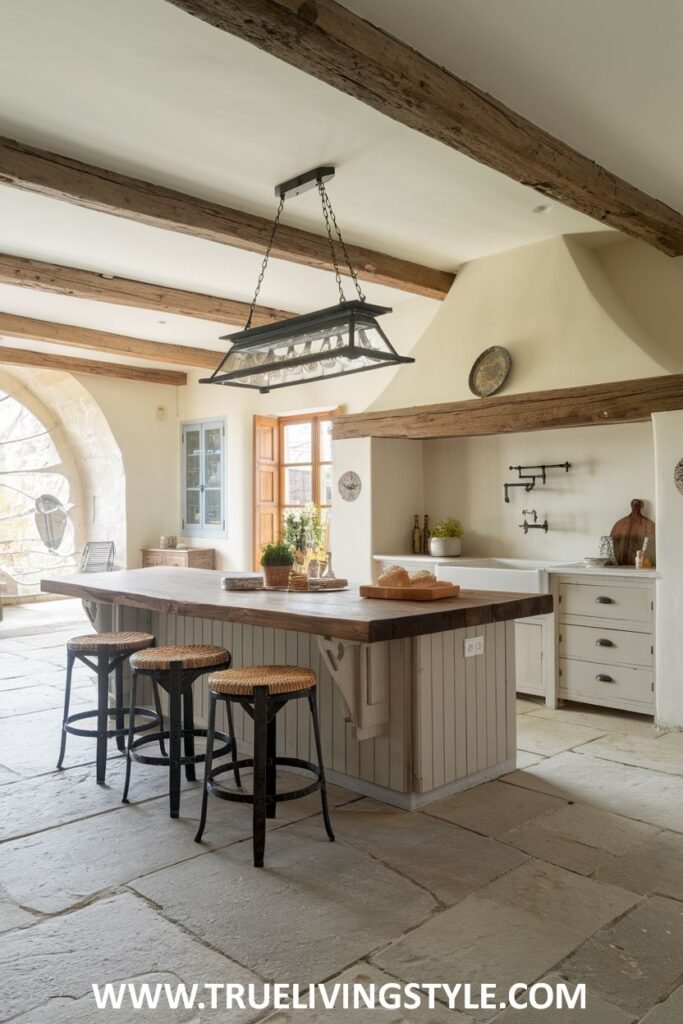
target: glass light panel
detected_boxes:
[320,420,332,462]
[283,422,312,463]
[284,466,312,505]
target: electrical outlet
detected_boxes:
[464,636,485,658]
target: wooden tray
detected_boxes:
[359,583,461,601]
[610,499,655,566]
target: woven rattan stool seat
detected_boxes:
[67,632,154,654]
[130,644,230,671]
[209,665,316,696]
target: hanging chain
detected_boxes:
[318,179,366,303]
[244,193,285,330]
[317,179,346,304]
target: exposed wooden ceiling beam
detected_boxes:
[0,251,291,328]
[0,344,187,386]
[0,311,221,370]
[0,137,454,299]
[168,0,683,258]
[332,375,683,440]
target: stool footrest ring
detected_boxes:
[207,755,323,804]
[129,728,234,767]
[63,707,160,740]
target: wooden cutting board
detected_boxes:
[359,583,461,601]
[610,499,655,566]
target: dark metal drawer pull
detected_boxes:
[595,638,614,647]
[595,596,613,604]
[596,673,614,683]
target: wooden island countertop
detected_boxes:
[41,566,553,643]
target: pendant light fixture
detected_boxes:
[201,167,414,394]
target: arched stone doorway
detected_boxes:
[0,368,125,600]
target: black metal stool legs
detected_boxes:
[95,645,110,784]
[252,686,268,867]
[122,670,137,805]
[309,689,335,842]
[195,691,217,844]
[56,650,75,770]
[183,685,196,782]
[168,661,183,818]
[114,662,126,753]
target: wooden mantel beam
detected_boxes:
[0,344,187,386]
[0,311,222,370]
[0,251,292,328]
[0,137,454,299]
[332,375,683,440]
[168,0,683,258]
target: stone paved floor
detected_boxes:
[1,602,682,1022]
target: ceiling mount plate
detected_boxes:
[275,165,335,200]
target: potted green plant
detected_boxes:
[260,542,295,589]
[428,517,464,557]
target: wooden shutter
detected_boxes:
[253,415,280,570]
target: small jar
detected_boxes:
[635,549,644,569]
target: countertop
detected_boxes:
[374,554,658,579]
[41,567,553,644]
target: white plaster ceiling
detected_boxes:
[0,0,672,365]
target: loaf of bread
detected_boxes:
[409,569,437,586]
[377,564,411,587]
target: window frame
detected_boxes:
[278,411,334,520]
[180,418,227,539]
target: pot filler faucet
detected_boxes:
[520,509,549,534]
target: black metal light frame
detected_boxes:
[201,166,415,394]
[200,299,413,393]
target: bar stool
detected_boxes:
[195,665,335,868]
[57,632,163,785]
[122,644,237,818]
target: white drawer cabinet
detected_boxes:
[554,573,655,715]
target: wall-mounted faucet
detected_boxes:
[520,509,548,534]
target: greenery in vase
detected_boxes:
[283,503,325,552]
[260,542,295,567]
[430,517,464,538]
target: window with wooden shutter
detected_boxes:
[253,416,279,570]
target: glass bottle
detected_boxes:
[412,515,422,554]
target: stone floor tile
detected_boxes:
[0,763,19,785]
[502,752,683,831]
[515,749,547,769]
[574,732,683,776]
[0,683,87,718]
[638,984,683,1024]
[0,891,262,1023]
[517,716,607,756]
[260,963,473,1023]
[561,897,683,1017]
[489,973,635,1024]
[131,823,436,985]
[500,804,658,876]
[528,704,658,738]
[376,862,636,1018]
[479,860,637,934]
[0,759,194,842]
[0,657,66,681]
[0,892,36,935]
[0,706,109,778]
[516,697,543,714]
[424,779,566,837]
[333,799,527,904]
[0,789,247,913]
[595,831,683,899]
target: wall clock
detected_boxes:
[675,458,683,495]
[469,346,512,397]
[338,470,362,502]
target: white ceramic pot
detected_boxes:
[428,536,462,557]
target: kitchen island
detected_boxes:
[42,567,552,808]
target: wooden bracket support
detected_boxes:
[317,636,389,740]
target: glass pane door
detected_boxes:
[184,426,201,526]
[202,424,223,528]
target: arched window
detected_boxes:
[0,389,77,596]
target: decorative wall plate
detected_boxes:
[468,346,512,397]
[338,470,362,502]
[675,457,683,495]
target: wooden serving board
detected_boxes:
[610,499,655,566]
[359,583,461,601]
